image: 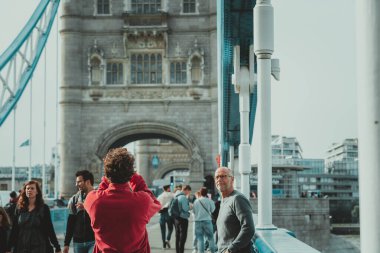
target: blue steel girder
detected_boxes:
[217,0,257,166]
[0,0,60,126]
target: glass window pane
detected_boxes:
[170,63,175,83]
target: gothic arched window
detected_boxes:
[106,62,123,84]
[170,62,187,84]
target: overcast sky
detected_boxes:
[0,0,357,166]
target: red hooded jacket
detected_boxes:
[84,174,161,253]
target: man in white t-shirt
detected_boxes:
[157,185,175,249]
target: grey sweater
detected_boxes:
[216,190,255,253]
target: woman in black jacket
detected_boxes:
[0,207,11,253]
[6,180,61,253]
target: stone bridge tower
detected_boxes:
[60,0,218,196]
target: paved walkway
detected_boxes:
[148,214,194,253]
[58,213,195,253]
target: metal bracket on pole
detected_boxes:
[231,45,255,198]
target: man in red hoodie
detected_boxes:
[84,147,161,253]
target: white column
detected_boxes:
[357,0,380,251]
[12,109,16,191]
[254,0,276,229]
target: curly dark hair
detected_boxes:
[103,147,136,184]
[18,180,44,211]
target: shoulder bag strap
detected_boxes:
[199,199,212,218]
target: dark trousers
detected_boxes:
[159,211,174,245]
[174,217,189,253]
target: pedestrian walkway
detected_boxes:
[148,214,194,253]
[58,213,195,253]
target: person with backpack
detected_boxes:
[63,170,95,253]
[169,185,192,253]
[5,180,61,253]
[193,187,216,253]
[4,191,17,224]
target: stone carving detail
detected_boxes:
[88,40,105,86]
[103,88,190,99]
[175,42,182,57]
[125,35,165,49]
[111,42,119,57]
[190,146,204,173]
[187,39,205,86]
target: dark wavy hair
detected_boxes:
[0,207,11,228]
[17,180,44,211]
[76,170,94,186]
[200,187,208,197]
[103,148,136,184]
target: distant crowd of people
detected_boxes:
[0,147,256,253]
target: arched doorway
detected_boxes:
[94,121,205,190]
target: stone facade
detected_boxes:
[60,0,218,196]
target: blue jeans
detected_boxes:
[195,220,215,253]
[159,211,174,245]
[73,241,95,253]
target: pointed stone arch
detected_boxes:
[94,120,205,188]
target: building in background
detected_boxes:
[325,138,358,175]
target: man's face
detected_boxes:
[215,168,234,194]
[184,189,191,196]
[76,176,87,191]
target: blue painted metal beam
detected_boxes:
[217,0,257,165]
[0,0,60,126]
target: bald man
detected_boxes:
[215,167,255,253]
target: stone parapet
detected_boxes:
[251,198,330,251]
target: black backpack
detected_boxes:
[168,197,180,218]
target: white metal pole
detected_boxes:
[357,0,380,251]
[28,79,33,182]
[12,108,16,191]
[254,0,276,229]
[42,49,47,196]
[54,17,59,200]
[12,57,17,191]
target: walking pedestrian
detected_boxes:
[193,187,216,253]
[63,170,95,253]
[6,180,62,253]
[171,185,192,253]
[157,185,174,249]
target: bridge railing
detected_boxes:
[50,208,321,253]
[253,214,321,253]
